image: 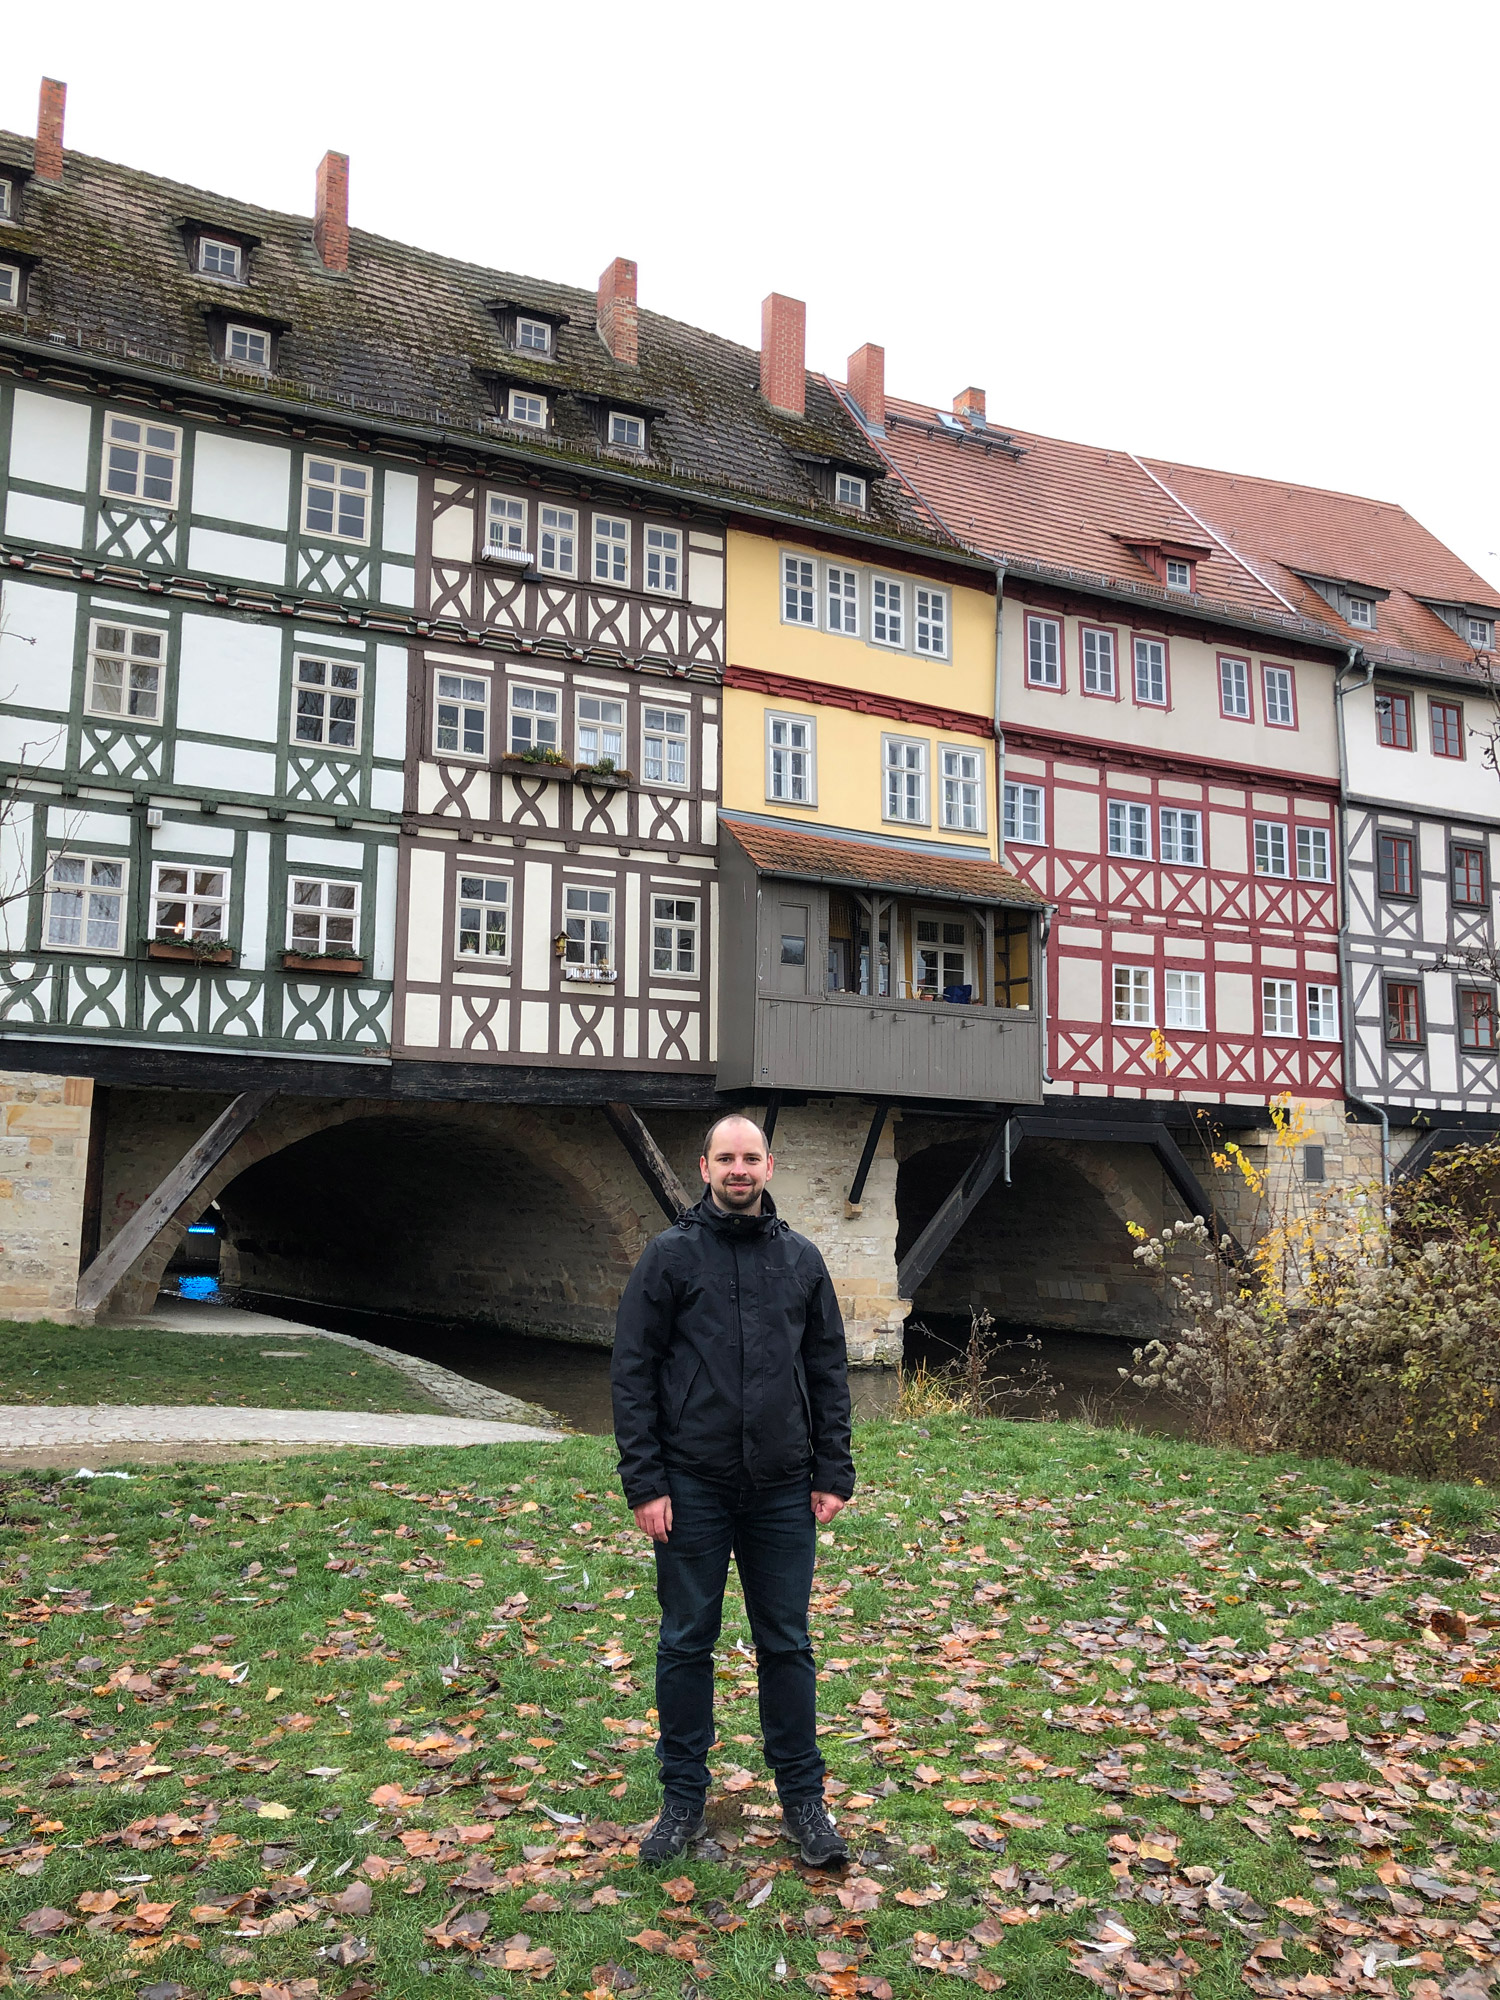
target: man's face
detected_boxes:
[701,1118,773,1213]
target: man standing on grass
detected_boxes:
[611,1112,855,1868]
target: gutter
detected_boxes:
[1333,643,1390,1197]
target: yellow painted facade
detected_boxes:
[723,527,998,855]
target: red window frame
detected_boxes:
[1375,690,1412,750]
[1384,980,1422,1045]
[1078,623,1120,701]
[1377,832,1416,899]
[1261,661,1298,729]
[1451,842,1486,906]
[1459,986,1496,1052]
[1431,699,1464,759]
[1216,652,1253,723]
[1130,631,1170,709]
[1024,613,1064,692]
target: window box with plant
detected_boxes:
[499,747,573,777]
[281,947,365,975]
[146,933,234,965]
[572,756,633,788]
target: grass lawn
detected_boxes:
[0,1321,447,1415]
[0,1417,1496,1999]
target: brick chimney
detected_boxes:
[847,343,885,430]
[35,78,66,183]
[597,257,638,366]
[954,385,986,421]
[760,293,806,417]
[314,150,349,272]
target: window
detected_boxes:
[294,654,361,750]
[883,737,928,824]
[0,264,18,310]
[1004,782,1043,845]
[1431,699,1465,759]
[288,877,359,956]
[434,672,488,759]
[1026,615,1061,687]
[826,565,859,635]
[1081,627,1116,696]
[836,472,867,509]
[1303,1145,1326,1184]
[1262,979,1296,1037]
[1107,799,1150,859]
[487,494,527,554]
[1377,832,1416,898]
[1263,664,1295,727]
[1133,636,1167,705]
[303,459,369,543]
[1385,980,1422,1044]
[516,317,551,353]
[1219,655,1251,719]
[1459,986,1495,1052]
[1165,558,1192,592]
[1307,985,1340,1041]
[1163,969,1204,1029]
[1253,821,1289,877]
[1451,842,1487,906]
[872,576,904,647]
[85,620,163,723]
[1296,825,1330,882]
[767,713,814,802]
[564,886,613,970]
[608,412,644,450]
[645,525,681,595]
[104,413,182,507]
[507,389,547,428]
[510,684,560,756]
[457,875,508,960]
[940,746,984,831]
[198,236,242,278]
[152,863,227,944]
[783,554,816,626]
[538,505,577,576]
[44,854,126,953]
[1375,690,1412,749]
[914,587,948,657]
[1467,617,1493,650]
[576,695,623,767]
[592,515,629,585]
[225,323,270,369]
[1346,596,1375,628]
[642,704,688,788]
[1113,965,1152,1025]
[0,180,12,220]
[1159,807,1202,866]
[652,896,698,976]
[915,915,970,999]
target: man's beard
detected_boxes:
[713,1180,762,1210]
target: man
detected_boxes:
[611,1113,855,1868]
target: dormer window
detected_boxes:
[516,316,552,354]
[1346,596,1375,629]
[0,264,20,310]
[507,389,548,429]
[836,472,868,510]
[198,235,242,279]
[0,180,12,221]
[1165,558,1192,592]
[226,323,271,370]
[1469,616,1494,649]
[609,411,644,450]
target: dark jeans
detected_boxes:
[652,1468,823,1806]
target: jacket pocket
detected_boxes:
[667,1355,703,1431]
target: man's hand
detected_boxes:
[811,1491,845,1525]
[633,1495,673,1543]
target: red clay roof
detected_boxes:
[722,815,1044,907]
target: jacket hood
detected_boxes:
[682,1188,785,1239]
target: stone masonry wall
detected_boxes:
[0,1071,94,1319]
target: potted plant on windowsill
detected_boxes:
[146,932,234,966]
[572,756,633,789]
[282,946,365,975]
[500,747,573,778]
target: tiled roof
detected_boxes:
[0,132,955,554]
[1143,457,1500,677]
[722,815,1044,907]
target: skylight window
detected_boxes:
[609,411,644,450]
[516,317,552,353]
[226,323,271,369]
[508,389,547,428]
[1346,596,1375,629]
[199,236,242,279]
[1165,558,1192,591]
[836,472,867,509]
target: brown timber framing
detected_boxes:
[74,1089,279,1315]
[604,1102,691,1221]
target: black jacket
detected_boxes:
[611,1191,855,1508]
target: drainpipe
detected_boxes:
[992,560,1008,865]
[1038,903,1056,1086]
[1333,644,1385,1192]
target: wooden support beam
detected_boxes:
[762,1093,782,1148]
[1391,1126,1467,1183]
[897,1119,1014,1299]
[846,1100,889,1216]
[75,1089,278,1315]
[604,1102,691,1223]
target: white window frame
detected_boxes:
[1261,978,1297,1038]
[507,388,548,429]
[0,263,18,310]
[44,852,128,955]
[939,745,985,832]
[913,911,972,999]
[767,711,815,804]
[509,682,562,758]
[1468,617,1493,650]
[645,524,681,596]
[151,861,230,945]
[1133,635,1167,706]
[1107,799,1151,860]
[1262,663,1295,727]
[641,702,689,789]
[456,873,509,962]
[608,411,644,450]
[1346,595,1375,629]
[286,876,361,957]
[225,322,271,369]
[871,576,904,648]
[103,411,183,509]
[1112,964,1153,1026]
[592,514,630,586]
[826,564,859,635]
[883,735,929,825]
[85,618,165,725]
[1026,614,1061,688]
[1163,968,1204,1030]
[302,457,370,545]
[1219,655,1251,719]
[782,553,816,626]
[1254,821,1289,877]
[651,895,699,978]
[433,670,489,761]
[1306,984,1340,1041]
[576,693,625,768]
[563,885,614,972]
[515,317,552,354]
[1158,806,1202,866]
[1003,781,1044,845]
[292,652,362,753]
[1165,558,1192,592]
[0,180,12,221]
[537,505,577,577]
[914,587,948,658]
[1081,626,1116,696]
[198,235,242,279]
[835,472,867,509]
[487,493,527,553]
[1296,825,1330,882]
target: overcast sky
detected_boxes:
[5,0,1497,591]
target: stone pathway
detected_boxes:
[0,1405,559,1454]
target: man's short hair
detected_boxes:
[700,1111,770,1159]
